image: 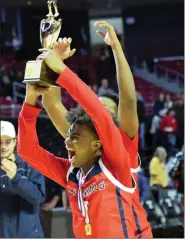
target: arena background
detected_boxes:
[0,0,184,237]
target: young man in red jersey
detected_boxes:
[42,22,152,238]
[18,45,137,238]
[98,90,152,238]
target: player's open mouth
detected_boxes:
[68,149,76,162]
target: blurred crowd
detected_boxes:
[150,92,184,155]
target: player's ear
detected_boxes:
[92,140,102,155]
[94,140,101,149]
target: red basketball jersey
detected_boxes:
[120,130,153,238]
[67,159,137,238]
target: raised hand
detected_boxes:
[38,37,76,61]
[25,84,51,107]
[57,38,76,60]
[94,21,119,47]
[43,38,74,74]
[26,84,50,97]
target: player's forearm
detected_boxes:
[112,42,138,138]
[112,42,137,104]
[44,102,69,139]
[42,87,62,108]
[25,93,38,107]
[42,87,69,138]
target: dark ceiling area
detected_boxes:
[0,0,182,9]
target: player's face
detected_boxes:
[0,136,16,158]
[99,97,118,115]
[65,123,102,168]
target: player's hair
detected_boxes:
[98,90,119,107]
[66,105,119,139]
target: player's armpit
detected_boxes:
[118,100,139,138]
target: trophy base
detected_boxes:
[23,60,59,87]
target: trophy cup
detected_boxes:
[23,0,62,87]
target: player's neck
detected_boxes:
[81,156,99,175]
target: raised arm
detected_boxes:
[41,37,75,139]
[94,21,139,138]
[42,88,69,139]
[17,84,70,187]
[44,46,132,187]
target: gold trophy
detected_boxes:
[23,0,62,87]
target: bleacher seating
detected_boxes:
[159,60,184,75]
[159,197,183,226]
[0,96,13,105]
[1,60,25,74]
[143,199,166,228]
[134,76,175,115]
[156,59,184,84]
[134,76,173,103]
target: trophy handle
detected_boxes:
[53,1,59,18]
[46,1,54,18]
[46,0,59,18]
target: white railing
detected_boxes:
[0,81,47,119]
[8,80,154,119]
[154,56,184,62]
[0,105,49,119]
[155,65,184,86]
[1,102,155,119]
[13,81,26,103]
